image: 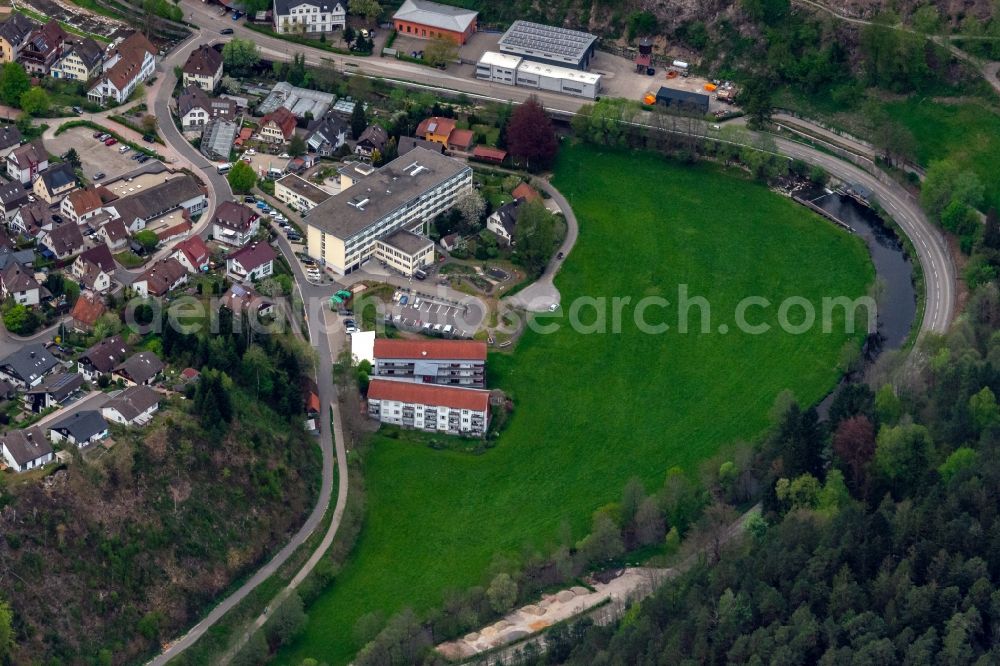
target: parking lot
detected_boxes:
[381,288,485,339]
[45,126,151,183]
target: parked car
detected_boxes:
[137,155,150,163]
[92,131,103,138]
[556,251,564,259]
[220,28,234,35]
[399,295,408,306]
[142,135,155,143]
[104,138,117,146]
[93,172,105,180]
[98,133,110,141]
[232,11,241,20]
[119,145,130,154]
[243,196,255,204]
[72,106,83,114]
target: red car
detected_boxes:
[104,137,117,146]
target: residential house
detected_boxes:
[7,140,48,184]
[50,36,103,81]
[392,0,478,45]
[440,232,462,252]
[38,222,85,259]
[48,410,109,447]
[97,217,129,251]
[354,124,388,159]
[61,186,116,225]
[226,242,276,282]
[0,124,22,158]
[106,175,207,230]
[181,44,223,91]
[511,182,541,203]
[398,136,444,157]
[211,201,259,247]
[0,343,60,388]
[366,379,490,436]
[23,371,84,412]
[33,162,77,204]
[222,283,274,319]
[415,116,456,145]
[273,0,345,35]
[0,261,40,305]
[0,244,34,271]
[9,200,56,237]
[306,113,348,156]
[178,84,237,129]
[259,106,297,144]
[275,173,330,212]
[0,14,37,63]
[112,351,163,387]
[88,32,157,105]
[20,20,69,75]
[0,180,28,220]
[373,338,487,387]
[77,334,128,381]
[69,290,107,332]
[71,244,115,293]
[0,425,52,472]
[101,384,159,426]
[447,128,474,153]
[131,257,188,297]
[486,197,523,245]
[155,218,192,244]
[171,235,211,273]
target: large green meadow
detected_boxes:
[277,143,873,664]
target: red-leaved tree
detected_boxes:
[505,96,558,171]
[832,414,876,492]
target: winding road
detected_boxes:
[141,4,959,662]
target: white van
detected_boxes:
[217,162,233,174]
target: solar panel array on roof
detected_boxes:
[498,20,597,61]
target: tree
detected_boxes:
[969,386,999,430]
[0,62,29,107]
[134,229,159,252]
[627,11,658,41]
[832,415,876,491]
[19,87,50,116]
[350,100,367,139]
[938,446,978,482]
[64,148,81,168]
[736,75,773,128]
[265,593,307,649]
[0,598,12,660]
[140,114,158,135]
[227,160,256,193]
[348,0,381,22]
[486,573,518,614]
[512,199,557,276]
[921,159,982,222]
[875,422,934,492]
[2,301,36,335]
[634,496,665,545]
[287,53,307,86]
[222,39,260,77]
[576,512,624,564]
[506,96,558,170]
[288,134,307,158]
[454,189,486,230]
[423,35,458,67]
[221,75,242,95]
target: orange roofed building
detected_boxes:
[367,378,490,436]
[373,338,487,387]
[392,0,478,45]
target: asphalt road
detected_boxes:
[147,29,348,666]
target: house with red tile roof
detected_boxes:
[259,106,297,143]
[415,116,456,145]
[446,128,475,153]
[511,182,541,203]
[226,242,276,282]
[60,186,116,224]
[132,257,188,297]
[472,145,507,164]
[171,235,211,273]
[69,291,107,332]
[373,338,487,387]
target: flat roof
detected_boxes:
[277,174,331,205]
[498,20,597,62]
[517,60,601,85]
[477,50,521,69]
[307,147,470,241]
[377,228,433,256]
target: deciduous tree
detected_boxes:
[19,87,50,116]
[486,573,518,614]
[423,35,458,67]
[222,39,260,77]
[348,0,381,22]
[506,96,558,170]
[227,160,257,193]
[0,62,29,107]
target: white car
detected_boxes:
[246,148,256,156]
[279,152,290,159]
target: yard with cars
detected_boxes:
[276,143,874,664]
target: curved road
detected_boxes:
[148,5,957,662]
[147,28,348,666]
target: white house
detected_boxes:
[273,0,345,35]
[6,141,47,184]
[88,32,157,106]
[50,37,104,82]
[48,410,109,448]
[0,262,40,305]
[101,385,160,426]
[212,201,260,247]
[366,379,490,436]
[0,426,53,472]
[226,243,276,282]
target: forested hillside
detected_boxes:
[548,284,1000,664]
[0,309,319,664]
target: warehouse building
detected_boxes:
[475,51,601,99]
[392,0,478,45]
[655,87,710,115]
[304,147,471,275]
[498,20,598,70]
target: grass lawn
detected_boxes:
[276,143,873,665]
[885,98,1000,211]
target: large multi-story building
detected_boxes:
[88,32,157,106]
[367,379,490,436]
[273,0,345,35]
[476,51,602,99]
[304,147,471,275]
[275,174,331,212]
[373,339,487,388]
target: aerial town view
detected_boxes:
[0,0,993,663]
